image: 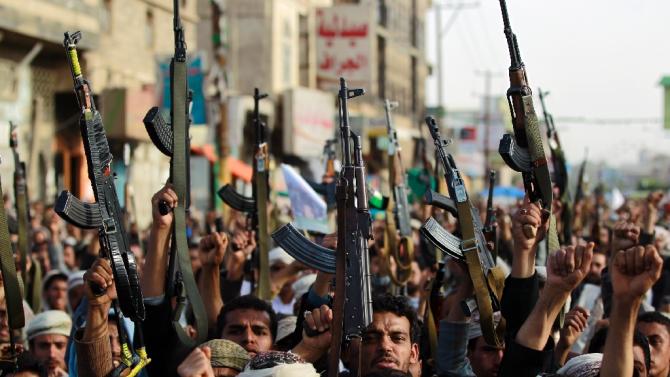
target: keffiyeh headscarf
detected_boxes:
[556,353,602,377]
[237,351,320,377]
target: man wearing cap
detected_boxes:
[42,270,68,312]
[178,339,250,377]
[26,310,71,376]
[67,271,86,313]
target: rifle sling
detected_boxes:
[457,201,505,347]
[255,169,271,300]
[0,178,25,333]
[522,96,560,254]
[170,60,208,346]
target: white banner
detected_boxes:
[281,164,331,233]
[315,5,372,91]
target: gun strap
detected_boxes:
[171,59,208,346]
[0,177,25,334]
[522,95,560,254]
[425,285,439,367]
[255,169,271,300]
[457,201,504,347]
[15,185,28,284]
[27,259,42,313]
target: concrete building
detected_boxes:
[221,0,432,186]
[0,0,204,228]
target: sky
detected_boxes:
[424,0,670,167]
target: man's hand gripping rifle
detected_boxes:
[496,0,559,252]
[142,0,209,348]
[539,88,572,244]
[10,122,42,314]
[306,139,338,211]
[272,78,372,377]
[56,31,149,377]
[420,117,506,347]
[216,88,272,300]
[383,99,414,288]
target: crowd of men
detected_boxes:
[0,178,669,377]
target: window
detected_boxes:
[298,14,309,87]
[101,0,113,33]
[377,0,387,27]
[411,56,417,113]
[145,10,155,48]
[282,19,293,86]
[377,36,386,100]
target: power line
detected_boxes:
[554,117,663,125]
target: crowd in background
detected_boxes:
[1,179,670,377]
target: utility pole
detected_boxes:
[475,70,502,176]
[433,1,479,113]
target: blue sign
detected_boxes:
[159,55,207,125]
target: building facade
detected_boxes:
[0,0,203,228]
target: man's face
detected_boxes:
[361,311,418,375]
[45,279,68,311]
[587,253,607,284]
[633,344,649,377]
[221,309,273,357]
[638,322,670,377]
[30,334,68,374]
[468,337,504,377]
[108,322,122,368]
[62,246,76,270]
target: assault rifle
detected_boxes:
[0,160,25,371]
[483,170,498,257]
[383,99,413,288]
[142,0,208,348]
[307,138,338,210]
[538,89,567,195]
[9,123,41,312]
[574,151,587,207]
[217,88,271,300]
[572,151,587,235]
[420,116,506,347]
[496,0,559,252]
[58,31,149,376]
[272,78,372,377]
[539,88,572,244]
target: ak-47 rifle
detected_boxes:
[496,0,559,252]
[574,151,587,207]
[272,78,372,377]
[142,0,208,349]
[539,88,572,244]
[420,116,506,347]
[9,123,41,313]
[483,170,498,258]
[217,88,271,300]
[571,151,587,235]
[307,138,338,211]
[0,160,25,371]
[383,99,414,288]
[57,31,149,376]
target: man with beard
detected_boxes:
[360,294,420,376]
[42,271,68,312]
[637,312,670,377]
[26,310,71,376]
